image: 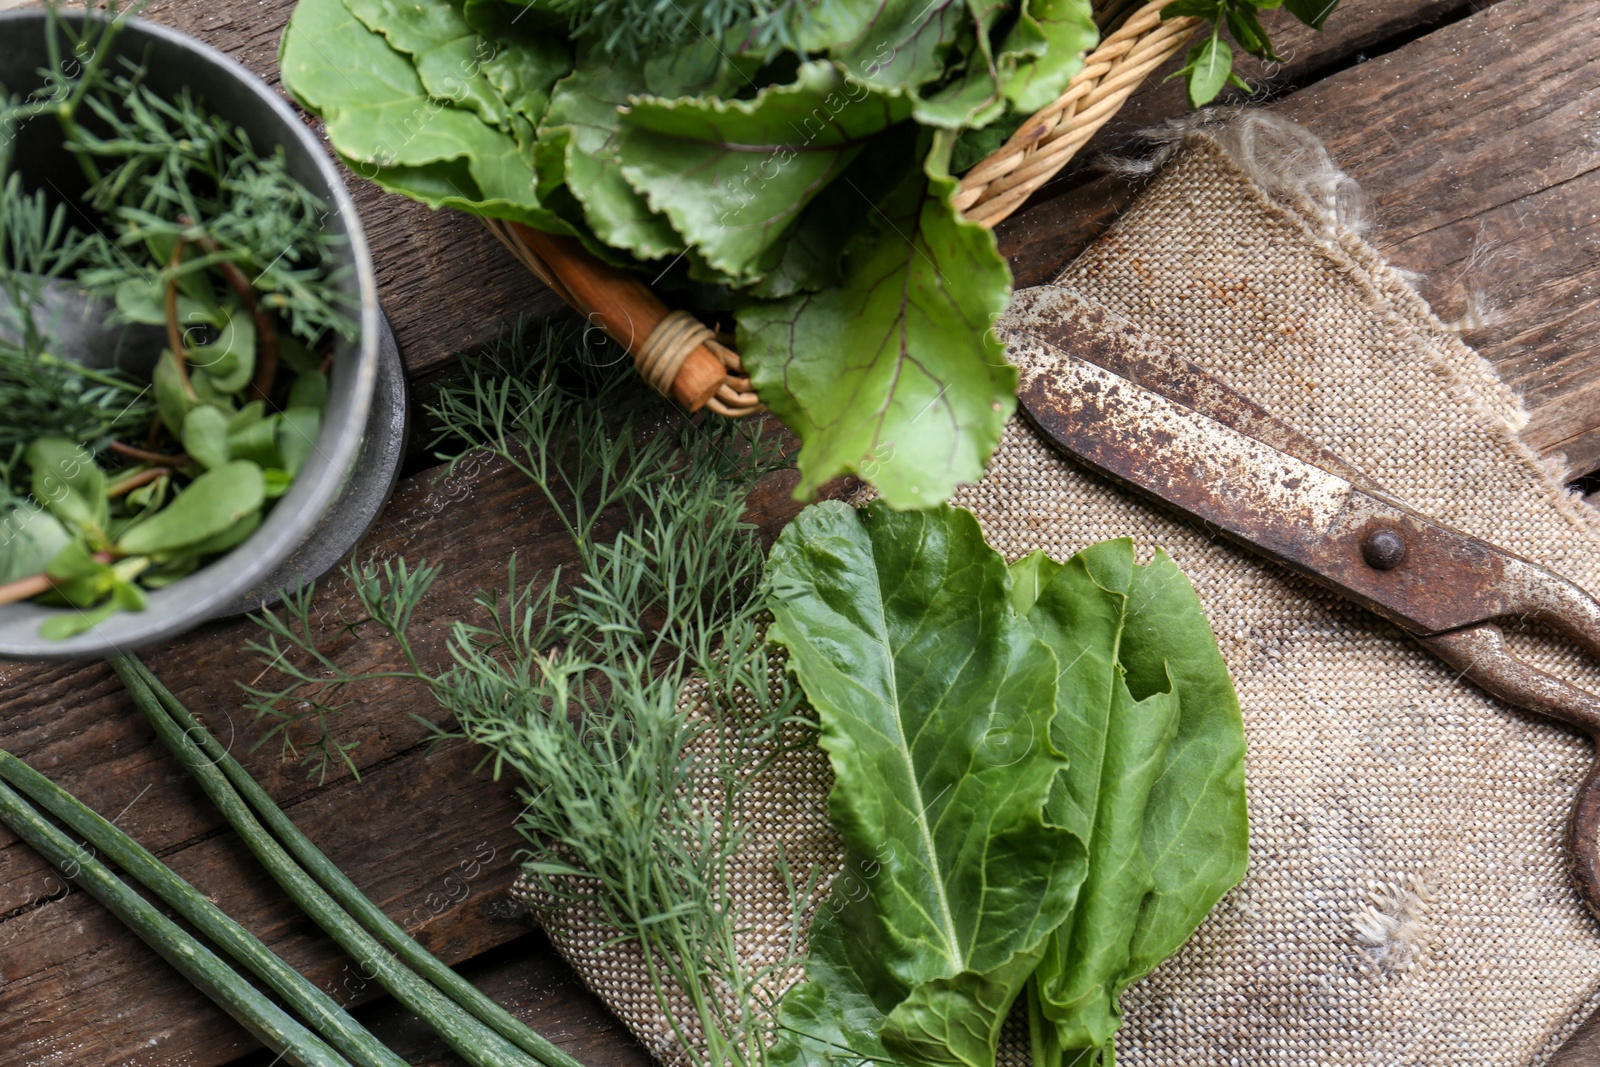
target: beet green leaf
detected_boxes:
[279,0,565,230]
[617,62,911,283]
[737,135,1013,510]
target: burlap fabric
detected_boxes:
[515,114,1600,1065]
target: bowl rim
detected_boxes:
[0,9,381,661]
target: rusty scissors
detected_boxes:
[1007,291,1600,1063]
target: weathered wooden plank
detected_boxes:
[1091,0,1485,163]
[997,0,1600,475]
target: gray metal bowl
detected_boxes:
[0,11,381,660]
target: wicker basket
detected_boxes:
[486,0,1198,415]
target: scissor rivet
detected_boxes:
[1362,526,1407,570]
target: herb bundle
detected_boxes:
[0,9,356,637]
[248,323,815,1065]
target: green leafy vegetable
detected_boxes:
[1163,0,1341,106]
[279,0,1336,506]
[534,59,686,260]
[765,504,1249,1067]
[766,500,1083,1067]
[281,0,1099,508]
[117,460,265,556]
[617,62,910,281]
[279,0,567,231]
[738,135,1014,509]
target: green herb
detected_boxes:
[1163,0,1340,107]
[246,323,813,1067]
[0,6,356,635]
[278,0,1098,509]
[0,176,154,480]
[763,501,1249,1067]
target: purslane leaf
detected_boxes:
[117,461,264,557]
[737,134,1013,509]
[27,437,107,536]
[617,61,911,282]
[0,503,72,584]
[766,501,1084,1067]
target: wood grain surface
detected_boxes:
[3,0,1599,1064]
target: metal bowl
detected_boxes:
[0,11,381,660]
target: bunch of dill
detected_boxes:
[245,322,814,1067]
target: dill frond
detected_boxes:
[246,322,814,1066]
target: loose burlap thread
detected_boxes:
[515,113,1600,1065]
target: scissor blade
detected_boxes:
[1004,288,1389,496]
[1003,302,1528,637]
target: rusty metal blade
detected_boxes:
[1001,301,1540,637]
[1003,287,1390,496]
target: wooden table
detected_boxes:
[3,0,1598,1063]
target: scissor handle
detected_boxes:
[1419,625,1600,914]
[1424,619,1600,1067]
[1493,554,1600,661]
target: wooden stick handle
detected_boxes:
[508,225,726,411]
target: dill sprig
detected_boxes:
[246,322,814,1066]
[67,70,357,345]
[0,175,154,490]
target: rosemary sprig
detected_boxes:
[0,176,154,482]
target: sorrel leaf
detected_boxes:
[769,511,1247,1066]
[766,501,1083,1067]
[1019,540,1248,1056]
